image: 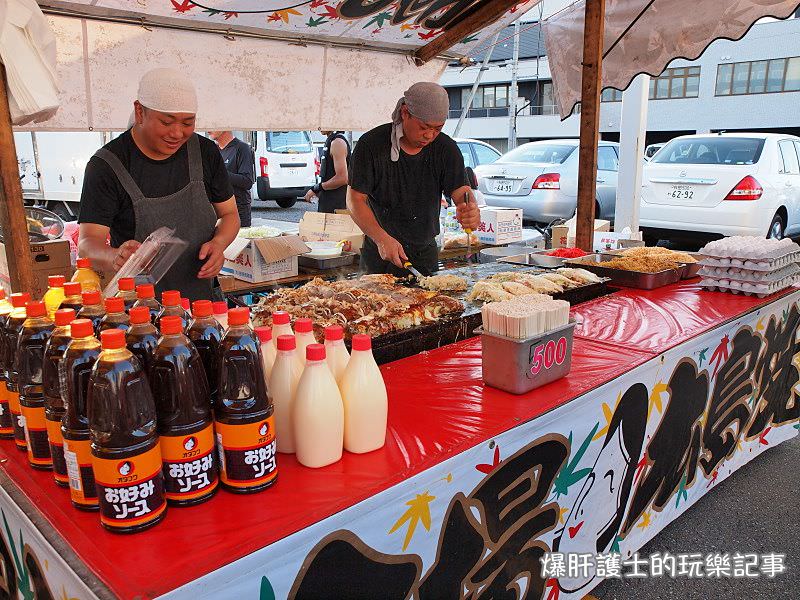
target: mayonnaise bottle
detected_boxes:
[254,326,278,384]
[294,318,316,369]
[339,335,387,454]
[270,335,303,454]
[323,325,350,384]
[271,311,293,348]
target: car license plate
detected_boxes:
[287,168,300,176]
[668,185,694,200]
[491,179,514,193]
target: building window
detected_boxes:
[601,88,623,102]
[461,84,510,109]
[716,57,800,95]
[648,67,701,100]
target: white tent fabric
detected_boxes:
[543,0,800,119]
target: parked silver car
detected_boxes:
[475,140,620,224]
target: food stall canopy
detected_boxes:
[11,0,541,131]
[543,0,800,119]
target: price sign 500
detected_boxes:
[529,336,568,376]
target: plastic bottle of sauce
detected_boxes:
[18,301,55,469]
[133,284,161,323]
[271,311,293,348]
[71,257,102,292]
[212,301,228,330]
[340,335,388,454]
[60,319,101,510]
[116,277,138,311]
[156,290,190,332]
[61,282,84,313]
[0,289,15,439]
[324,325,350,384]
[126,306,160,376]
[215,307,277,493]
[43,275,66,320]
[6,292,32,450]
[181,298,192,316]
[269,334,302,454]
[88,329,166,532]
[187,300,222,408]
[99,297,130,333]
[77,290,106,335]
[150,316,218,506]
[293,344,344,468]
[294,318,316,368]
[43,308,75,487]
[254,327,277,384]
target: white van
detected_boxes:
[253,131,319,208]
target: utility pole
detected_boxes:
[507,20,520,151]
[454,31,501,138]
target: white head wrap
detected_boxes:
[136,67,197,114]
[390,82,450,162]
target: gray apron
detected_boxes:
[95,134,218,302]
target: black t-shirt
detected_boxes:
[349,123,466,246]
[79,130,233,248]
[219,137,255,206]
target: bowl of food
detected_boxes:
[304,241,343,258]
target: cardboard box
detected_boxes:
[477,208,523,245]
[551,218,611,249]
[0,239,72,299]
[299,213,365,254]
[221,235,308,284]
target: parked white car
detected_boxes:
[640,133,800,244]
[254,131,319,208]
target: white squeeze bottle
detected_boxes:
[272,311,294,349]
[270,335,303,454]
[212,302,228,330]
[254,326,278,383]
[294,318,316,368]
[293,344,344,468]
[340,334,387,454]
[324,325,350,383]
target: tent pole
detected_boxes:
[0,66,35,294]
[575,0,606,251]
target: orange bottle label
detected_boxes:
[46,416,69,485]
[20,404,52,467]
[160,423,218,502]
[0,381,12,434]
[7,388,26,449]
[214,416,277,490]
[63,438,98,507]
[92,445,166,530]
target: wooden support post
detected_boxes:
[0,65,35,294]
[575,0,606,251]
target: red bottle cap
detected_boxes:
[136,284,155,299]
[306,343,326,361]
[0,289,5,300]
[351,334,372,352]
[48,275,66,288]
[64,282,81,296]
[76,257,91,269]
[181,298,191,311]
[82,290,101,306]
[162,290,181,307]
[10,293,31,308]
[272,311,290,326]
[25,301,46,318]
[192,300,213,318]
[255,326,272,344]
[160,315,183,335]
[118,277,135,291]
[324,325,343,341]
[129,306,151,325]
[294,318,313,333]
[55,308,76,327]
[70,319,94,338]
[105,297,125,313]
[227,307,250,326]
[101,328,126,350]
[276,334,296,351]
[212,301,228,315]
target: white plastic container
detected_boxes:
[271,311,294,349]
[324,325,350,383]
[294,318,317,369]
[254,326,278,383]
[293,344,344,468]
[212,301,228,330]
[339,335,387,454]
[271,334,304,454]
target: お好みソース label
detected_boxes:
[215,416,277,491]
[160,423,218,503]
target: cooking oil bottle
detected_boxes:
[187,300,222,407]
[77,291,106,335]
[61,282,84,313]
[156,290,189,332]
[88,329,166,532]
[0,289,14,439]
[18,301,55,469]
[6,292,32,450]
[61,319,101,510]
[43,275,66,319]
[116,277,138,311]
[98,297,130,333]
[71,257,102,292]
[151,316,217,506]
[43,308,75,487]
[126,306,160,376]
[133,284,161,323]
[215,307,276,493]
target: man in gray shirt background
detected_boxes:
[209,131,255,227]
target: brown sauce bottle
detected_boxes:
[132,284,161,324]
[125,306,160,376]
[0,289,15,439]
[77,290,106,336]
[6,292,32,450]
[98,297,130,333]
[156,290,190,333]
[60,282,84,314]
[116,277,138,311]
[187,300,222,408]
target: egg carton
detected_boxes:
[699,236,800,261]
[697,263,800,283]
[699,273,800,298]
[699,251,800,272]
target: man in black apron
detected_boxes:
[347,82,481,276]
[77,68,240,301]
[304,131,350,213]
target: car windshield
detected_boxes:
[652,137,765,165]
[267,131,312,154]
[498,144,575,164]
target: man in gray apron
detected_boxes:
[77,68,240,302]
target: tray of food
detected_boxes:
[563,253,682,289]
[298,251,357,271]
[605,246,701,279]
